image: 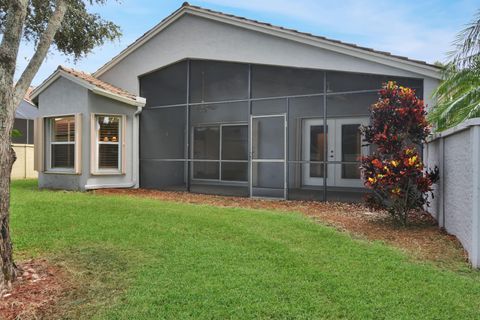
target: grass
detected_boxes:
[10,179,480,319]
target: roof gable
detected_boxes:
[93,2,441,80]
[31,66,146,107]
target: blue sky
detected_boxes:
[17,0,478,86]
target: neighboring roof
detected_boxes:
[94,2,442,79]
[30,66,146,107]
[23,86,34,104]
[15,99,39,120]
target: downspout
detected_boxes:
[133,105,143,188]
[85,105,143,190]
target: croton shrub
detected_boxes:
[361,81,439,225]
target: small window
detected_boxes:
[48,116,76,170]
[93,115,124,174]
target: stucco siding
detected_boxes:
[38,77,88,190]
[425,120,480,266]
[442,130,473,253]
[99,14,438,104]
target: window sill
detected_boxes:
[44,170,78,175]
[91,170,124,176]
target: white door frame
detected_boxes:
[302,117,369,188]
[249,114,287,199]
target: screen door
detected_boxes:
[250,114,286,199]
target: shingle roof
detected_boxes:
[58,66,139,102]
[16,99,39,120]
[94,2,440,76]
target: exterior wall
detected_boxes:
[11,144,37,179]
[37,77,138,191]
[425,119,480,267]
[37,77,89,190]
[98,14,439,107]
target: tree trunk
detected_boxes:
[0,95,17,294]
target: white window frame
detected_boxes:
[45,114,81,174]
[91,113,126,175]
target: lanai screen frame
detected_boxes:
[139,58,424,201]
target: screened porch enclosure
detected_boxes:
[139,59,423,201]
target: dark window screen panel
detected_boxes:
[251,98,287,116]
[140,106,186,160]
[327,71,423,94]
[221,162,247,181]
[12,118,27,144]
[251,162,284,198]
[251,65,324,98]
[193,127,220,160]
[140,160,186,190]
[140,61,187,107]
[193,161,219,179]
[341,124,361,179]
[189,60,249,103]
[252,116,285,160]
[28,120,34,144]
[51,144,74,168]
[287,96,324,162]
[190,102,248,125]
[99,144,119,169]
[326,92,376,117]
[221,125,248,160]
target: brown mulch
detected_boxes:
[0,260,67,320]
[97,188,469,267]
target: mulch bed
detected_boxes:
[97,188,469,267]
[0,259,67,320]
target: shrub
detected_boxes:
[361,82,439,225]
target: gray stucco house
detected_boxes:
[31,3,441,201]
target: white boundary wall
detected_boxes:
[425,118,480,267]
[11,144,37,179]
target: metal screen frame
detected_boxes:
[249,113,287,199]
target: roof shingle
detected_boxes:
[58,65,139,102]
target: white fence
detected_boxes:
[424,118,480,267]
[11,144,37,180]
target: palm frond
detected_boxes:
[450,9,480,68]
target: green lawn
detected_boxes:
[10,180,480,319]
